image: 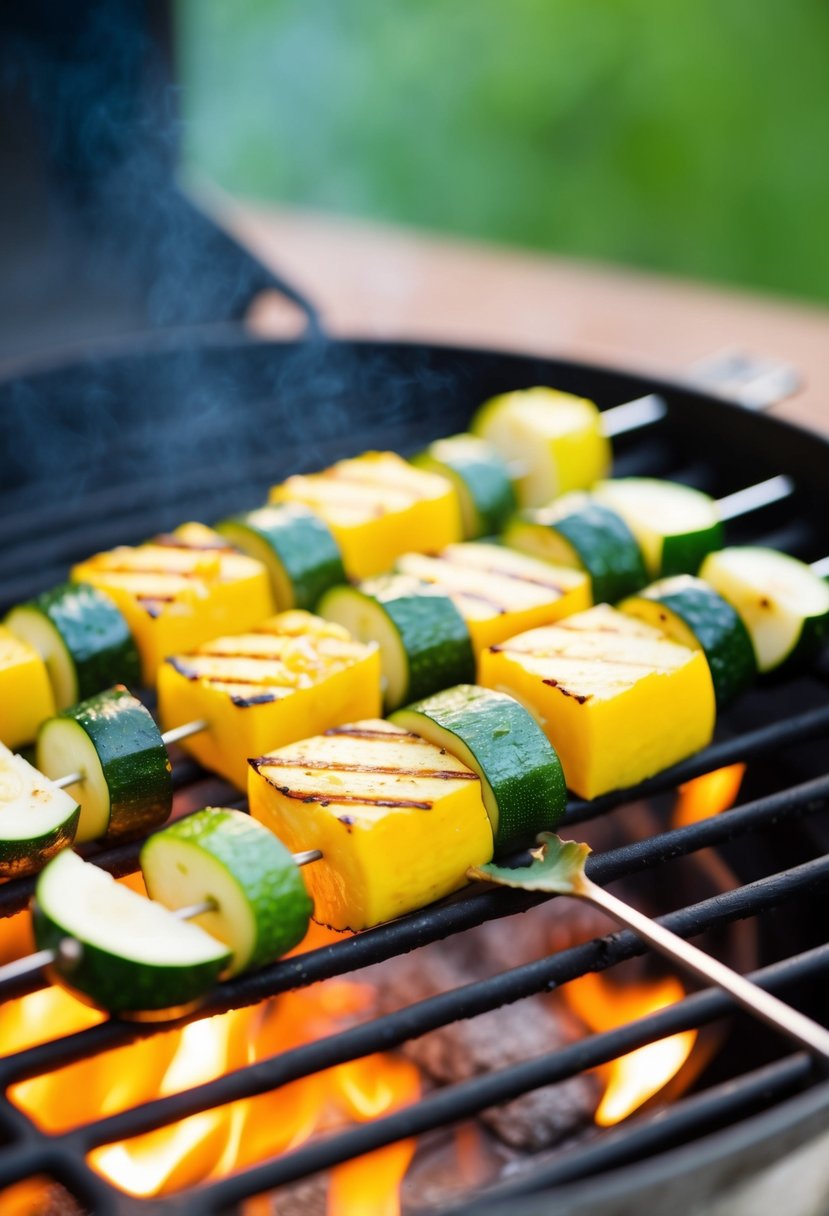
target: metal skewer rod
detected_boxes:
[53,719,211,790]
[715,474,794,521]
[572,871,829,1061]
[0,851,323,989]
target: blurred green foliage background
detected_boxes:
[179,0,829,304]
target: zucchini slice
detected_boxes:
[318,575,475,711]
[0,743,80,878]
[392,684,567,853]
[593,478,723,578]
[5,583,140,710]
[412,434,516,538]
[700,547,829,673]
[504,492,647,604]
[620,575,756,707]
[37,687,172,843]
[33,850,231,1018]
[216,504,346,611]
[470,387,611,507]
[141,807,313,975]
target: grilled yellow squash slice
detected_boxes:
[158,611,382,788]
[248,719,493,930]
[270,451,462,578]
[396,542,591,653]
[72,523,274,683]
[479,604,715,799]
[0,626,56,748]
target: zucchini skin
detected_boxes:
[7,582,140,705]
[392,684,567,854]
[621,577,756,708]
[217,505,346,611]
[507,500,647,603]
[413,436,516,538]
[32,899,226,1018]
[57,687,172,840]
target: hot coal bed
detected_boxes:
[0,333,828,1216]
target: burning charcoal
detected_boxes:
[245,1171,329,1216]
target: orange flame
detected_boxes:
[564,972,697,1126]
[674,764,746,827]
[0,919,419,1208]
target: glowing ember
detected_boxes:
[674,763,746,827]
[0,919,419,1207]
[563,972,697,1126]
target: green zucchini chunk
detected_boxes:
[0,743,80,878]
[392,684,567,853]
[141,807,312,975]
[594,478,723,578]
[37,686,172,843]
[505,492,647,603]
[318,575,475,711]
[5,582,140,709]
[33,850,231,1018]
[217,504,345,611]
[620,575,756,707]
[700,547,829,673]
[412,434,516,539]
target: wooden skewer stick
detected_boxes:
[0,851,323,989]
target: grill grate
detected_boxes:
[0,337,828,1214]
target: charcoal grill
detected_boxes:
[2,1,829,1208]
[1,327,829,1216]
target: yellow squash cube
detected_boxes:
[72,523,274,683]
[248,719,494,930]
[479,604,716,799]
[396,542,591,654]
[158,611,382,789]
[270,451,462,578]
[0,626,56,748]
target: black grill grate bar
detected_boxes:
[440,1053,816,1211]
[1,774,826,1078]
[185,944,829,1211]
[564,703,829,824]
[23,854,829,1157]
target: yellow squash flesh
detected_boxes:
[479,604,715,799]
[0,626,56,749]
[248,719,493,930]
[72,523,274,683]
[270,451,462,578]
[396,542,591,653]
[157,611,382,788]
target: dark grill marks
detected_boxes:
[274,786,434,811]
[542,678,591,704]
[436,553,567,595]
[324,726,421,741]
[256,756,477,780]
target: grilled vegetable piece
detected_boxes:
[0,742,80,878]
[5,582,140,710]
[479,604,716,800]
[157,611,381,789]
[700,547,829,673]
[33,850,231,1018]
[216,504,345,611]
[391,685,566,853]
[504,492,647,604]
[0,626,56,749]
[37,686,172,843]
[470,387,611,507]
[318,575,475,712]
[141,808,312,976]
[593,478,723,578]
[412,433,516,538]
[248,719,493,931]
[620,575,756,708]
[270,451,463,579]
[396,541,591,653]
[71,522,274,683]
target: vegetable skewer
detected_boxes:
[473,834,829,1062]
